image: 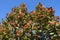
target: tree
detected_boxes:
[0,3,60,40]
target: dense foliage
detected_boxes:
[0,3,60,40]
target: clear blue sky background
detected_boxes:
[0,0,60,23]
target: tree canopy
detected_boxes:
[0,3,60,40]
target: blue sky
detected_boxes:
[0,0,60,22]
